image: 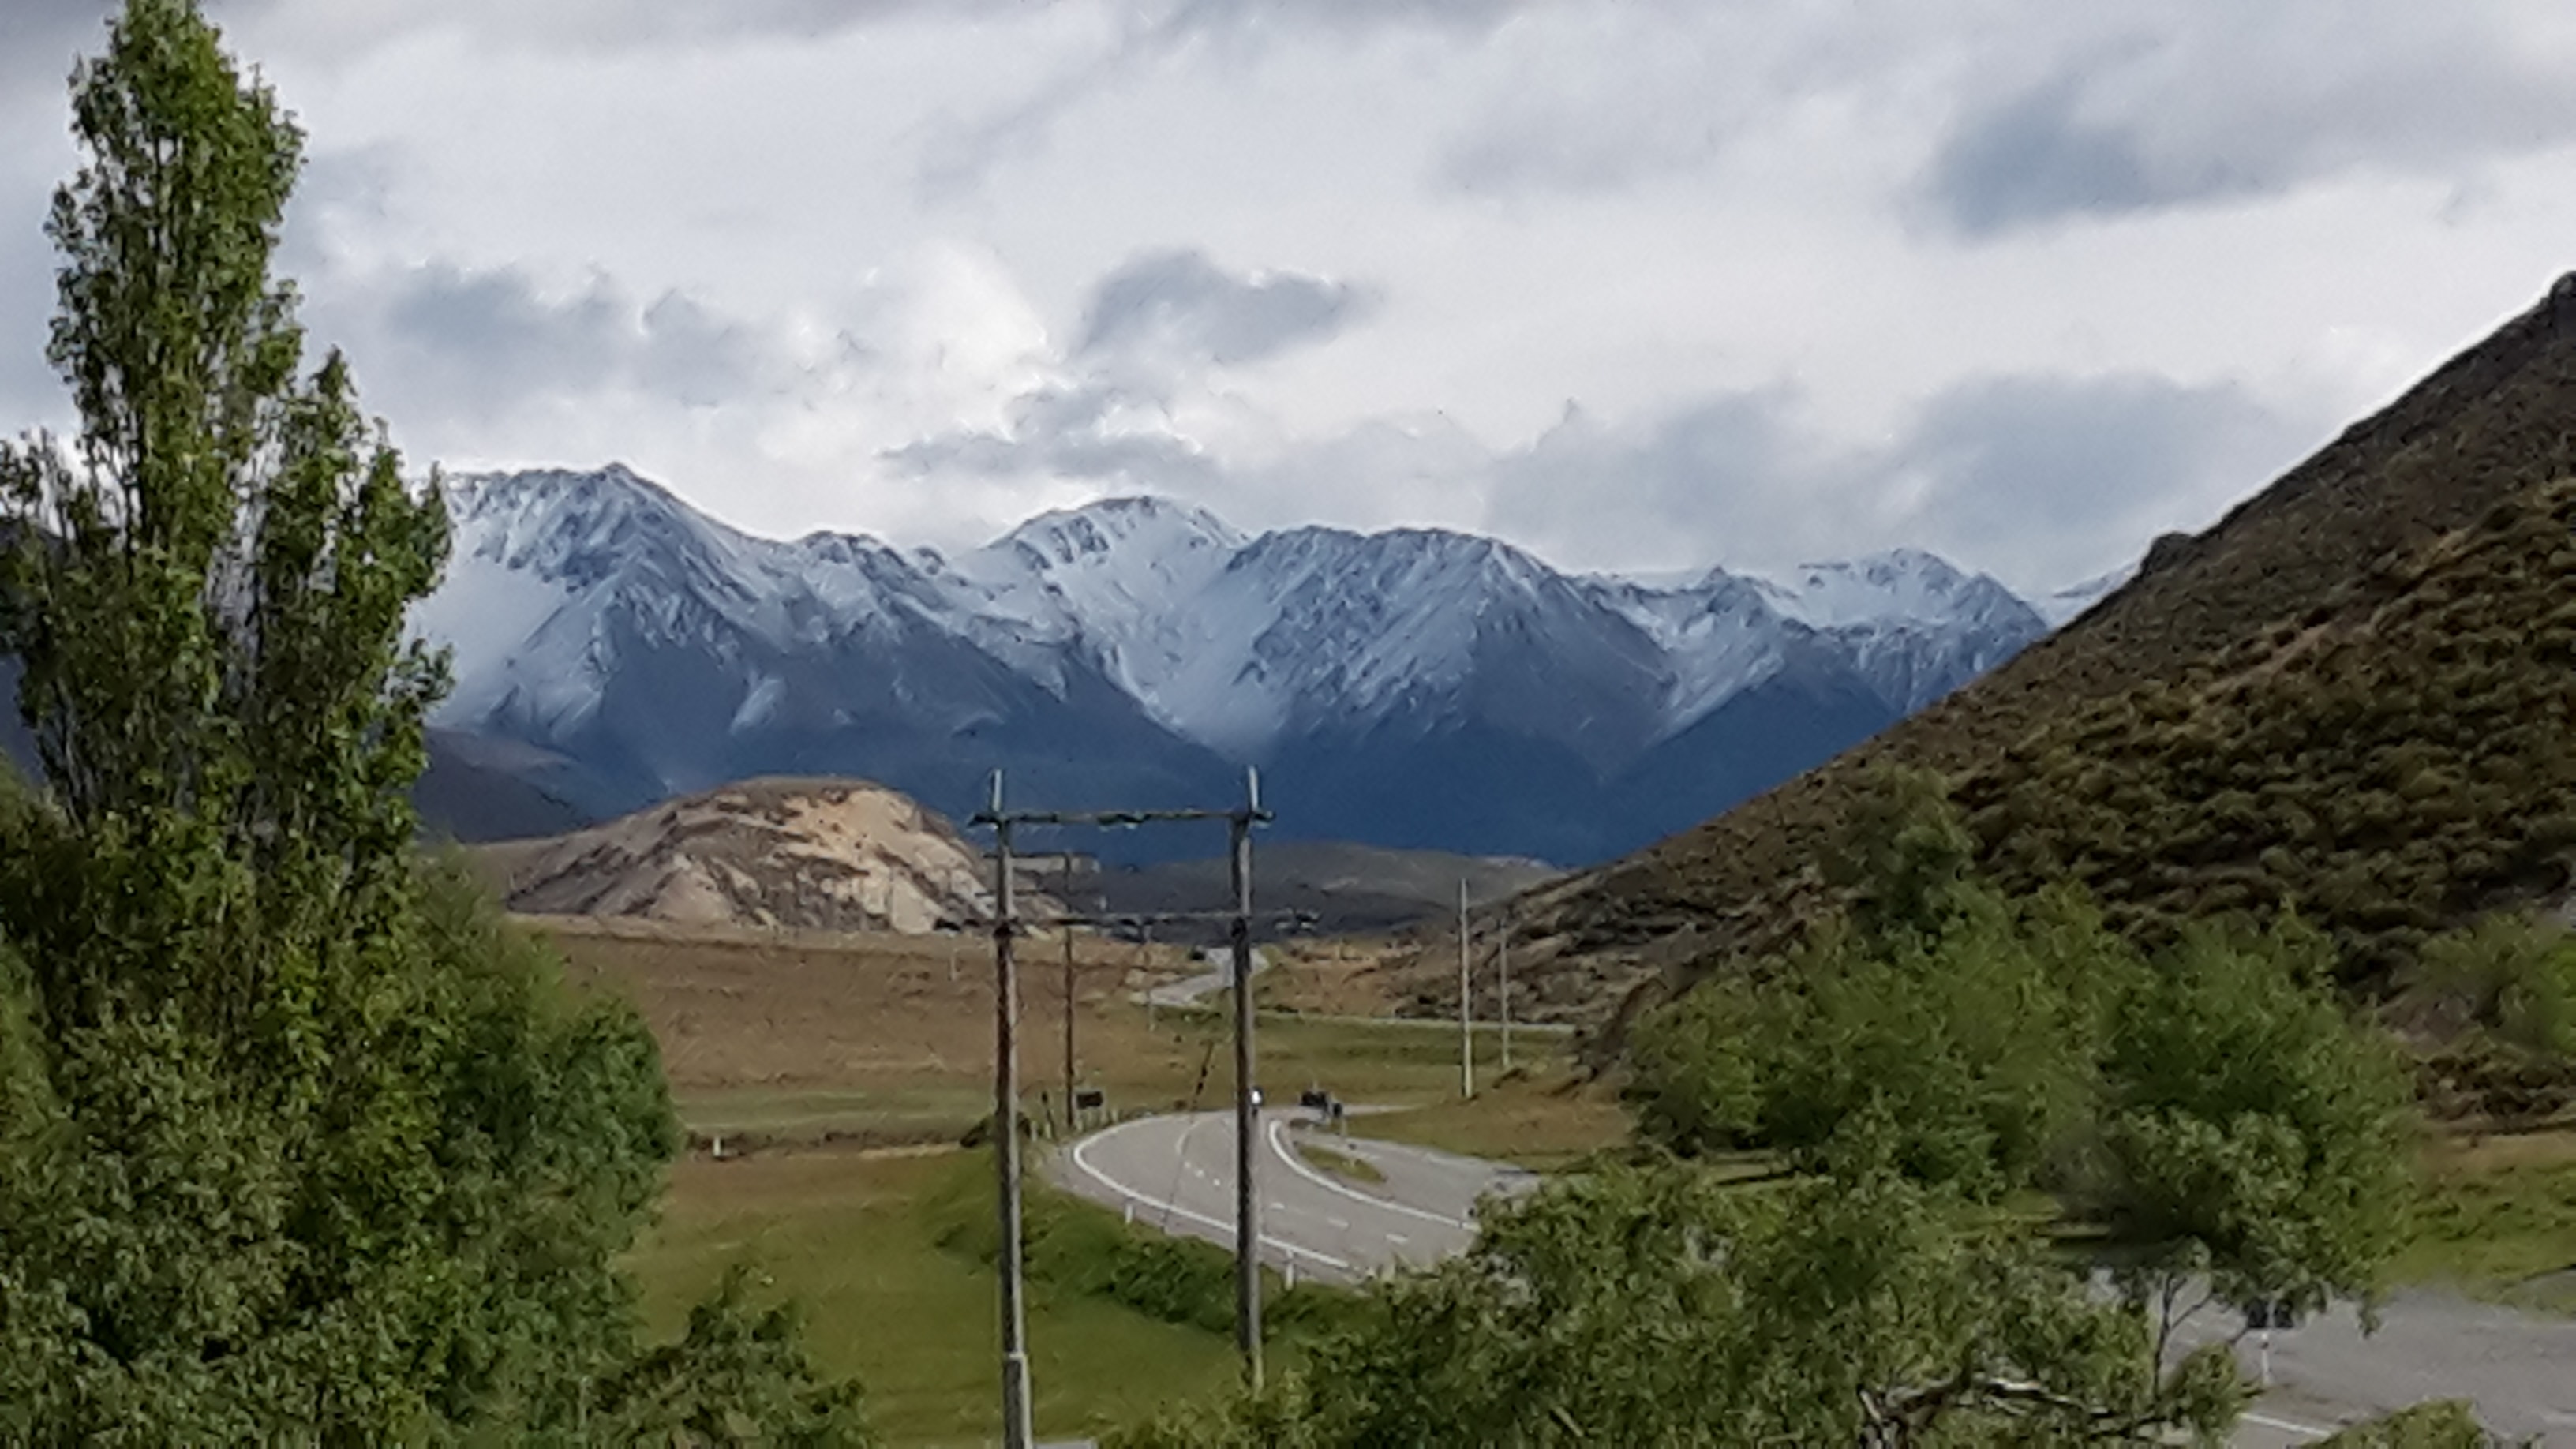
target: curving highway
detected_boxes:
[1052,1109,1536,1284]
[1055,1112,2576,1443]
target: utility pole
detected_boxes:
[1230,767,1264,1390]
[977,773,1034,1449]
[1499,905,1513,1076]
[1458,878,1474,1099]
[967,777,1272,1395]
[1061,853,1078,1131]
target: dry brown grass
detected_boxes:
[537,915,1597,1153]
[1252,937,1414,1017]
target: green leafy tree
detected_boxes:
[0,2,865,1440]
[1823,764,1983,948]
[1630,771,2132,1200]
[1113,1154,2247,1447]
[1634,772,2414,1331]
[2098,915,2417,1320]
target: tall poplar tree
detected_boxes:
[0,2,863,1440]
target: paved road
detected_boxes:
[1058,1114,2575,1442]
[1053,1109,1536,1284]
[2169,1291,2576,1445]
[1136,948,1266,1010]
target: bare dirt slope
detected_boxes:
[1436,274,2576,1033]
[475,776,1055,934]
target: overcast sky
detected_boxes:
[5,2,2574,595]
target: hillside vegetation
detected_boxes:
[1963,479,2576,986]
[1470,275,2576,1028]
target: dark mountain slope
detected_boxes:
[1477,275,2576,1024]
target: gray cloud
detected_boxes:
[884,380,1219,487]
[886,360,2319,594]
[0,0,114,92]
[1888,373,2315,581]
[1481,371,2319,589]
[1076,249,1375,367]
[2,0,296,94]
[911,0,1545,198]
[1147,0,1534,43]
[0,229,63,430]
[884,248,1374,492]
[309,262,800,424]
[1926,74,2207,236]
[1926,7,2576,236]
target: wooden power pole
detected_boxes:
[1060,853,1078,1129]
[1458,878,1474,1099]
[982,773,1033,1449]
[1229,769,1264,1389]
[970,772,1273,1399]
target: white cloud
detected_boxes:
[3,0,2573,594]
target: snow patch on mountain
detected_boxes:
[421,467,2052,770]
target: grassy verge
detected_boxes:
[627,1148,1245,1447]
[1346,1068,1632,1170]
[1292,1137,1387,1185]
[927,1152,1358,1346]
[2398,1127,2576,1313]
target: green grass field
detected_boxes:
[2398,1128,2576,1313]
[629,1149,1245,1447]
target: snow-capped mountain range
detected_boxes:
[413,464,2058,863]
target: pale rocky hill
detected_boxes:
[474,777,1056,933]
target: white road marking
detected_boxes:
[1264,1118,1475,1231]
[1067,1120,1353,1271]
[2241,1411,2332,1441]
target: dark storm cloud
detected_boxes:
[1076,249,1376,367]
[313,262,793,423]
[1926,9,2576,237]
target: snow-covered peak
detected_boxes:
[990,495,1245,574]
[1752,549,2035,634]
[444,462,759,590]
[417,464,2054,773]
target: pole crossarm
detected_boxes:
[965,766,1275,1423]
[972,804,1273,829]
[934,910,1317,937]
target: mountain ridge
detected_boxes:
[405,469,2053,863]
